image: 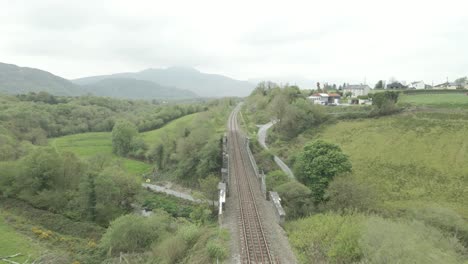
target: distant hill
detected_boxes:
[0,62,83,96]
[82,78,197,99]
[74,66,255,97]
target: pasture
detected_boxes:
[400,93,468,108]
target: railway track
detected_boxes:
[228,106,278,264]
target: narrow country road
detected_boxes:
[257,121,295,179]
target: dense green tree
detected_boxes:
[294,140,352,203]
[111,120,138,156]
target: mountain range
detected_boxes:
[73,66,255,97]
[0,62,255,99]
[0,62,83,96]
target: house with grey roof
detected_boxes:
[342,84,371,97]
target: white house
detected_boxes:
[343,84,371,97]
[435,82,458,90]
[308,93,329,104]
[408,81,425,89]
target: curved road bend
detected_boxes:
[257,121,295,179]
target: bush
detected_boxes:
[152,234,188,264]
[99,212,172,255]
[206,240,228,260]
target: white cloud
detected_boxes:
[0,0,467,86]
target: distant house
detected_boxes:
[408,81,425,89]
[308,93,329,104]
[386,82,406,89]
[342,84,370,97]
[435,82,458,90]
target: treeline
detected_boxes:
[0,92,205,161]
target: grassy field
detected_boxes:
[273,111,468,219]
[141,113,198,146]
[50,113,202,175]
[50,132,151,175]
[0,213,43,262]
[400,93,468,108]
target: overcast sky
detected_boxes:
[1,0,467,86]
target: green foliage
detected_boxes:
[325,174,380,213]
[370,91,400,116]
[405,204,468,247]
[360,216,466,264]
[287,213,467,264]
[266,170,290,191]
[293,140,352,203]
[111,120,138,156]
[100,212,172,255]
[275,181,313,219]
[94,166,140,226]
[206,240,228,260]
[138,190,194,218]
[286,213,363,263]
[199,174,220,211]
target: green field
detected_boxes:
[400,93,468,108]
[275,111,468,217]
[0,214,43,262]
[50,132,151,175]
[141,113,198,146]
[50,113,201,175]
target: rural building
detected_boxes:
[435,82,459,90]
[408,81,425,89]
[308,93,329,104]
[343,84,371,97]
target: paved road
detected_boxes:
[257,121,295,179]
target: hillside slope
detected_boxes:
[82,78,197,99]
[0,62,83,96]
[74,66,255,97]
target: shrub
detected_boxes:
[206,240,228,260]
[99,212,172,255]
[152,234,188,264]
